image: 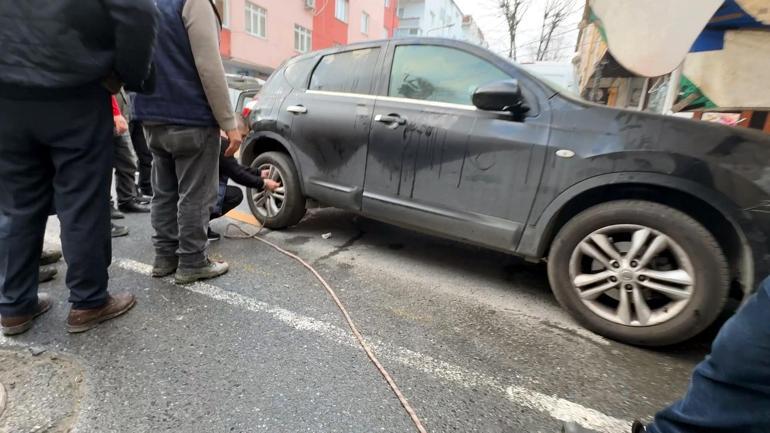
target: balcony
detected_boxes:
[398,16,421,28]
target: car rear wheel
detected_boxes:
[547,200,729,346]
[246,151,306,229]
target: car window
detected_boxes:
[389,45,511,106]
[309,48,381,95]
[284,57,317,89]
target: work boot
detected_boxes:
[207,226,222,242]
[152,255,179,278]
[1,293,52,336]
[40,248,62,266]
[118,200,150,214]
[111,223,129,238]
[561,421,646,433]
[175,259,229,285]
[67,292,136,333]
[39,266,58,283]
[111,206,125,220]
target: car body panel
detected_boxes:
[361,38,553,251]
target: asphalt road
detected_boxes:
[0,199,716,433]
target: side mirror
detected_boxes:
[472,80,529,114]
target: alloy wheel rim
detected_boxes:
[568,224,695,327]
[252,163,286,219]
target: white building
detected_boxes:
[395,0,485,45]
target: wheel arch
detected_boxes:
[241,131,297,167]
[520,172,755,300]
[240,132,305,195]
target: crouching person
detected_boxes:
[207,139,281,241]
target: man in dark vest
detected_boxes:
[0,0,158,335]
[133,0,242,285]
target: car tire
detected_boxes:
[547,200,729,346]
[247,151,306,229]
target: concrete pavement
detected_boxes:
[0,203,713,433]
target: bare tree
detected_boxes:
[535,0,574,61]
[498,0,529,61]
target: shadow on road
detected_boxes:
[263,208,713,360]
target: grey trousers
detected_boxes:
[144,125,219,268]
[113,133,139,206]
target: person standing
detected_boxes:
[113,90,151,215]
[128,92,154,198]
[0,0,158,335]
[133,0,242,285]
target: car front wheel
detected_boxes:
[246,151,306,229]
[547,200,729,346]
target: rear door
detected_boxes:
[282,43,385,211]
[362,42,551,251]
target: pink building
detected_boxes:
[214,0,397,79]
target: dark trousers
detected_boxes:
[145,125,219,268]
[0,88,113,316]
[113,133,138,206]
[648,278,770,433]
[129,120,152,195]
[210,185,244,220]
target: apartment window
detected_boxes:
[361,12,370,34]
[294,25,311,53]
[385,0,390,7]
[214,0,229,28]
[245,2,266,38]
[397,7,405,18]
[335,0,349,22]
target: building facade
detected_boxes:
[574,0,770,134]
[394,0,485,46]
[214,0,399,78]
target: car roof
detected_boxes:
[300,37,487,59]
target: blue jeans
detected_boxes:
[647,278,770,433]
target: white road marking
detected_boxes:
[116,258,629,433]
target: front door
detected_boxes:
[363,43,550,251]
[284,44,384,210]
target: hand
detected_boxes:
[264,179,281,192]
[261,169,271,179]
[224,129,242,157]
[113,115,128,135]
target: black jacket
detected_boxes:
[219,140,265,190]
[0,0,158,94]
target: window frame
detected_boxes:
[335,0,349,23]
[294,24,312,54]
[361,12,370,35]
[244,2,267,39]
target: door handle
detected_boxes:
[375,114,406,126]
[286,105,308,114]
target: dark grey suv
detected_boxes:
[240,37,770,346]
